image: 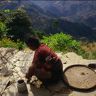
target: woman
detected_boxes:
[25,37,63,86]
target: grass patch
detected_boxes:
[0,37,26,50]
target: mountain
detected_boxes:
[33,1,96,16]
[0,0,55,17]
[32,1,96,30]
[0,0,96,41]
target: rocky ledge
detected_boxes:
[0,48,96,96]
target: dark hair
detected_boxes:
[25,37,40,48]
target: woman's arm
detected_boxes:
[25,63,36,80]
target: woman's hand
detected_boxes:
[25,73,31,83]
[25,65,36,82]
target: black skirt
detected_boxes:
[42,59,63,86]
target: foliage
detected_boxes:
[32,29,45,39]
[0,8,95,59]
[6,9,33,41]
[42,33,84,54]
[81,42,96,59]
[4,9,11,13]
[92,51,96,59]
[0,12,6,22]
[0,37,25,50]
[0,21,8,38]
[82,51,96,59]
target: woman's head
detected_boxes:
[25,36,40,50]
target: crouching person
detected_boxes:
[25,37,63,86]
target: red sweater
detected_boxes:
[33,43,60,67]
[26,44,61,78]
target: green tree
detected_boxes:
[0,12,6,22]
[32,29,45,39]
[0,21,8,38]
[6,10,33,41]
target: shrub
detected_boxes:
[0,37,25,50]
[81,42,96,59]
[42,33,84,54]
[6,10,33,41]
[83,51,96,59]
[0,21,8,38]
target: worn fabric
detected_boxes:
[42,59,63,86]
[33,44,59,67]
[26,44,63,83]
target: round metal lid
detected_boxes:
[63,65,96,91]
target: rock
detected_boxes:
[30,76,43,88]
[0,48,96,96]
[88,63,96,69]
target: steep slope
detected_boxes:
[32,1,96,30]
[32,1,96,17]
[44,19,96,41]
[0,0,55,17]
[0,0,96,41]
